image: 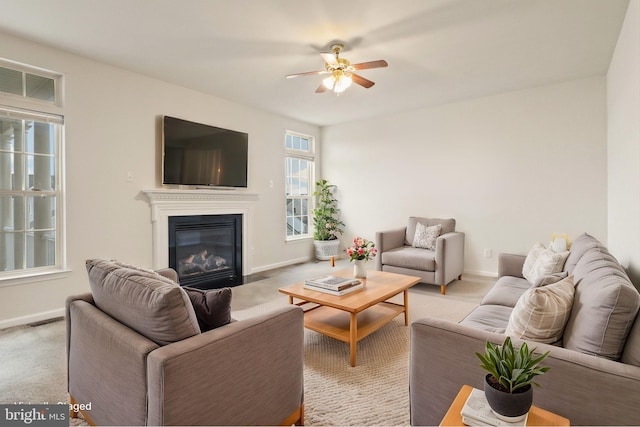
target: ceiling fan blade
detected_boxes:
[315,83,328,93]
[351,73,375,89]
[320,52,338,66]
[286,70,330,79]
[351,60,389,70]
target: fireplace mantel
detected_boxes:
[141,189,259,274]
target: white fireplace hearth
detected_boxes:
[142,189,259,276]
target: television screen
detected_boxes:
[162,116,248,188]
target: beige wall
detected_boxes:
[321,77,608,275]
[0,31,319,328]
[608,0,640,286]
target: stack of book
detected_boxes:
[303,275,363,296]
[460,388,528,426]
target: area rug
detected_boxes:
[233,292,478,426]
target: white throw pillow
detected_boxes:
[505,275,575,344]
[413,223,441,250]
[528,248,570,285]
[522,243,546,281]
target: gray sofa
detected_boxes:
[376,217,465,294]
[66,259,304,426]
[410,233,640,426]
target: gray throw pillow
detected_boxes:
[183,287,232,331]
[532,271,569,288]
[86,259,201,346]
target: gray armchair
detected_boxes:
[375,217,464,294]
[66,259,304,426]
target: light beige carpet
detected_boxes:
[233,291,479,426]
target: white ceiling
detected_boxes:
[0,0,630,126]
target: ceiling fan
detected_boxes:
[286,43,388,94]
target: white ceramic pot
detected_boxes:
[314,239,340,261]
[353,259,367,278]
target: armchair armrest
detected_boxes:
[410,317,640,426]
[498,253,526,278]
[147,305,304,426]
[434,232,465,286]
[375,227,406,270]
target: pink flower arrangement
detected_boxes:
[346,237,378,262]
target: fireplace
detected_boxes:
[168,214,242,289]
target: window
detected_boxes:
[0,60,64,281]
[0,60,59,104]
[285,131,314,240]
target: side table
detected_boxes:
[440,385,570,426]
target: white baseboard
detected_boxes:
[250,256,311,274]
[0,308,65,330]
[463,269,498,278]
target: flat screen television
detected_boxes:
[162,116,248,188]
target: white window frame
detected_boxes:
[285,131,315,242]
[0,59,66,286]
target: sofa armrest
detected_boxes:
[155,267,178,283]
[66,293,94,363]
[435,232,465,286]
[67,299,158,426]
[375,227,406,270]
[498,253,526,278]
[147,305,304,426]
[410,317,640,426]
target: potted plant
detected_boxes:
[312,179,345,260]
[475,336,550,422]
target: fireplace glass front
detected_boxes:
[168,214,242,289]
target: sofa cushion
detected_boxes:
[480,276,530,307]
[563,248,640,360]
[86,259,201,345]
[381,246,436,271]
[621,315,640,367]
[405,217,455,246]
[505,275,575,344]
[459,305,512,334]
[183,287,232,332]
[413,223,441,250]
[563,233,607,275]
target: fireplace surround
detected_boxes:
[142,189,258,282]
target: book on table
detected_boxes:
[303,281,364,296]
[460,388,528,426]
[304,275,361,291]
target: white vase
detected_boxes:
[353,259,367,278]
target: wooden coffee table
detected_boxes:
[278,269,420,367]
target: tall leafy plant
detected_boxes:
[312,179,344,241]
[476,336,550,393]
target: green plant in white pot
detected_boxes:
[476,336,550,422]
[312,179,345,261]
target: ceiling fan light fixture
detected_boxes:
[322,75,335,90]
[333,74,352,93]
[286,43,387,94]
